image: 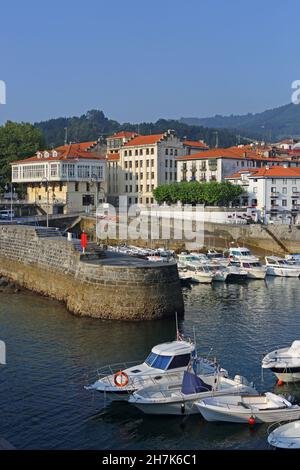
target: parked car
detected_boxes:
[0,210,15,219]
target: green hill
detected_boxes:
[180,103,300,141]
[34,109,247,148]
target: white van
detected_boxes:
[0,210,15,219]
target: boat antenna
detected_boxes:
[175,312,183,341]
[193,326,197,356]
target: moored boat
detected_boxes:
[85,339,208,396]
[268,420,300,449]
[196,392,300,423]
[262,340,300,383]
[265,256,300,277]
[128,365,255,416]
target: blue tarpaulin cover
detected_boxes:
[181,370,212,395]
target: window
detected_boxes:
[59,183,63,192]
[147,184,150,192]
[86,183,90,192]
[124,151,127,157]
[165,160,168,168]
[174,149,177,156]
[129,150,132,156]
[170,160,173,168]
[151,172,154,179]
[135,161,138,168]
[282,199,287,206]
[129,185,132,192]
[165,149,169,155]
[139,149,143,156]
[151,148,154,154]
[167,354,191,370]
[253,187,257,193]
[271,187,276,193]
[165,172,168,180]
[77,165,90,179]
[146,160,150,167]
[125,185,128,192]
[75,182,79,192]
[146,148,149,155]
[292,187,298,193]
[125,161,128,169]
[125,173,128,180]
[272,179,276,184]
[170,149,173,155]
[136,185,138,192]
[292,179,296,185]
[135,149,138,156]
[282,187,287,194]
[283,179,287,185]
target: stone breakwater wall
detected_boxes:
[0,225,184,320]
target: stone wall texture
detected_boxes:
[0,225,184,320]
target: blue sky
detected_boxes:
[0,0,299,124]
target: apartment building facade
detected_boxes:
[226,166,300,224]
[176,147,300,184]
[11,142,106,214]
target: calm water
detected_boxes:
[1,278,300,450]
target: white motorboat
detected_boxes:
[196,392,300,423]
[262,340,300,383]
[178,268,193,283]
[205,263,229,282]
[268,420,300,449]
[85,339,210,396]
[285,254,300,266]
[226,264,248,281]
[229,260,266,280]
[128,366,256,416]
[265,256,300,277]
[187,265,215,283]
[228,247,260,263]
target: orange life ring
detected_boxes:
[114,370,129,387]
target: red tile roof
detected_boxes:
[107,131,137,140]
[227,166,300,179]
[124,134,165,147]
[248,166,300,178]
[107,153,120,161]
[13,141,105,164]
[176,146,292,163]
[226,168,261,179]
[183,140,209,149]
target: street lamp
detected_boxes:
[40,177,49,228]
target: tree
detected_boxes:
[153,181,244,206]
[0,121,45,191]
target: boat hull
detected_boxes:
[197,405,300,423]
[272,369,300,383]
[266,267,300,277]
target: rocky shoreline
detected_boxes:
[0,276,22,294]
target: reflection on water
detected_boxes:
[1,278,300,449]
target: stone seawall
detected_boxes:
[0,225,184,320]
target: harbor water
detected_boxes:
[1,278,300,450]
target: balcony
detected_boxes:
[291,192,300,198]
[270,191,280,197]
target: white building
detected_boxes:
[176,147,300,183]
[105,130,186,205]
[226,166,300,224]
[11,142,106,214]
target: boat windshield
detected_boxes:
[242,262,261,268]
[145,352,191,370]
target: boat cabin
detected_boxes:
[144,341,194,371]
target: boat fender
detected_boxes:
[181,403,185,415]
[277,379,284,386]
[248,416,255,426]
[114,370,129,387]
